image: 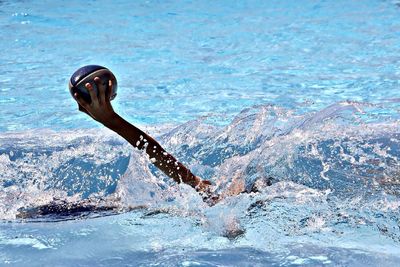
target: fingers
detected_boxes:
[106,79,113,101]
[74,92,89,109]
[77,103,95,119]
[75,93,94,119]
[85,82,98,104]
[94,77,106,104]
[78,104,88,114]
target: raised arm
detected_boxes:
[74,77,211,194]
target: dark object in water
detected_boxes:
[222,227,246,240]
[15,176,278,220]
[16,198,120,220]
[248,176,276,193]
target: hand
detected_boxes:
[74,77,117,126]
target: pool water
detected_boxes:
[1,0,400,266]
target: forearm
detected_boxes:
[104,113,201,188]
[74,78,210,195]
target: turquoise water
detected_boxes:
[1,0,400,266]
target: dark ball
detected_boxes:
[68,65,117,103]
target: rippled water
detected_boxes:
[1,0,400,266]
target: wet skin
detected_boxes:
[16,77,220,219]
[74,77,214,198]
[16,78,275,218]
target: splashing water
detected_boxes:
[1,0,400,265]
[1,102,399,265]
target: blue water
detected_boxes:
[1,0,400,266]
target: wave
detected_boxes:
[0,101,399,250]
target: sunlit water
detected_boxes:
[1,0,400,266]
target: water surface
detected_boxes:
[0,0,399,266]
